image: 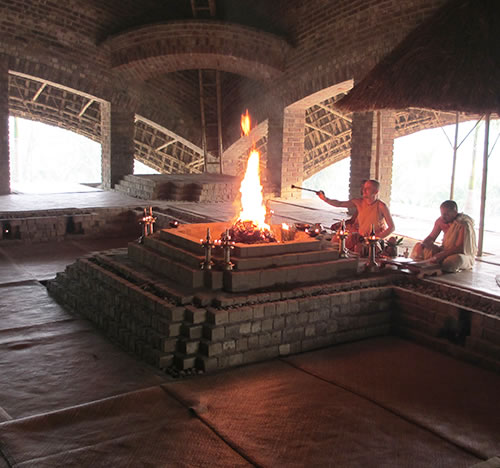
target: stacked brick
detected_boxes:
[197,284,393,372]
[47,247,394,373]
[104,21,290,82]
[101,105,135,190]
[393,285,500,372]
[0,208,138,244]
[114,174,240,202]
[47,234,500,375]
[280,106,306,198]
[114,175,157,200]
[349,111,395,203]
[48,256,183,369]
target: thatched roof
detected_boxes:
[335,0,500,114]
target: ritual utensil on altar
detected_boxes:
[220,229,235,270]
[337,219,349,258]
[200,228,215,270]
[138,207,157,243]
[306,223,322,237]
[169,220,180,228]
[365,224,380,272]
[294,223,311,231]
[281,223,296,242]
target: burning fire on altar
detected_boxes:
[227,110,279,243]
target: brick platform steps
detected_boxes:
[114,174,240,202]
[47,232,397,373]
[47,226,500,375]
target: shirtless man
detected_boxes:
[317,179,395,248]
[411,200,477,273]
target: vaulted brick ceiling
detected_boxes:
[4,0,472,178]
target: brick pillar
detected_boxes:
[101,102,135,189]
[265,111,284,196]
[0,58,10,195]
[349,110,395,204]
[280,105,305,199]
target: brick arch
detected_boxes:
[103,20,290,81]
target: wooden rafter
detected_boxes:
[78,99,94,118]
[316,103,352,123]
[31,83,46,102]
[304,122,334,138]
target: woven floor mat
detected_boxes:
[0,386,250,467]
[0,325,166,419]
[284,336,500,459]
[165,360,479,468]
[0,283,69,329]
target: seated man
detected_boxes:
[318,179,395,252]
[411,200,477,272]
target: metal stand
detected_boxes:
[221,229,234,271]
[365,235,380,272]
[200,228,215,270]
[138,207,157,243]
[337,220,349,258]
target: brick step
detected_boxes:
[128,242,205,289]
[143,236,205,269]
[224,257,358,292]
[174,353,197,370]
[178,338,201,355]
[92,251,195,305]
[48,256,188,370]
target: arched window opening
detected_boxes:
[9,117,101,194]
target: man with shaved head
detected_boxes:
[317,179,395,252]
[411,200,477,272]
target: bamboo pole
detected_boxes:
[198,70,208,173]
[216,70,224,174]
[449,111,459,199]
[477,113,490,257]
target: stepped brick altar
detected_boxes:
[47,222,500,375]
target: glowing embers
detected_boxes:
[228,219,276,244]
[224,111,275,244]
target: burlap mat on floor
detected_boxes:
[0,386,250,468]
[165,360,479,468]
[284,336,500,459]
[0,324,166,419]
[0,283,69,330]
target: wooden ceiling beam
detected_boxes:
[316,103,352,123]
[78,99,95,117]
[31,83,46,102]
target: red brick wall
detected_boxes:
[0,58,9,194]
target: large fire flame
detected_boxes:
[237,111,269,230]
